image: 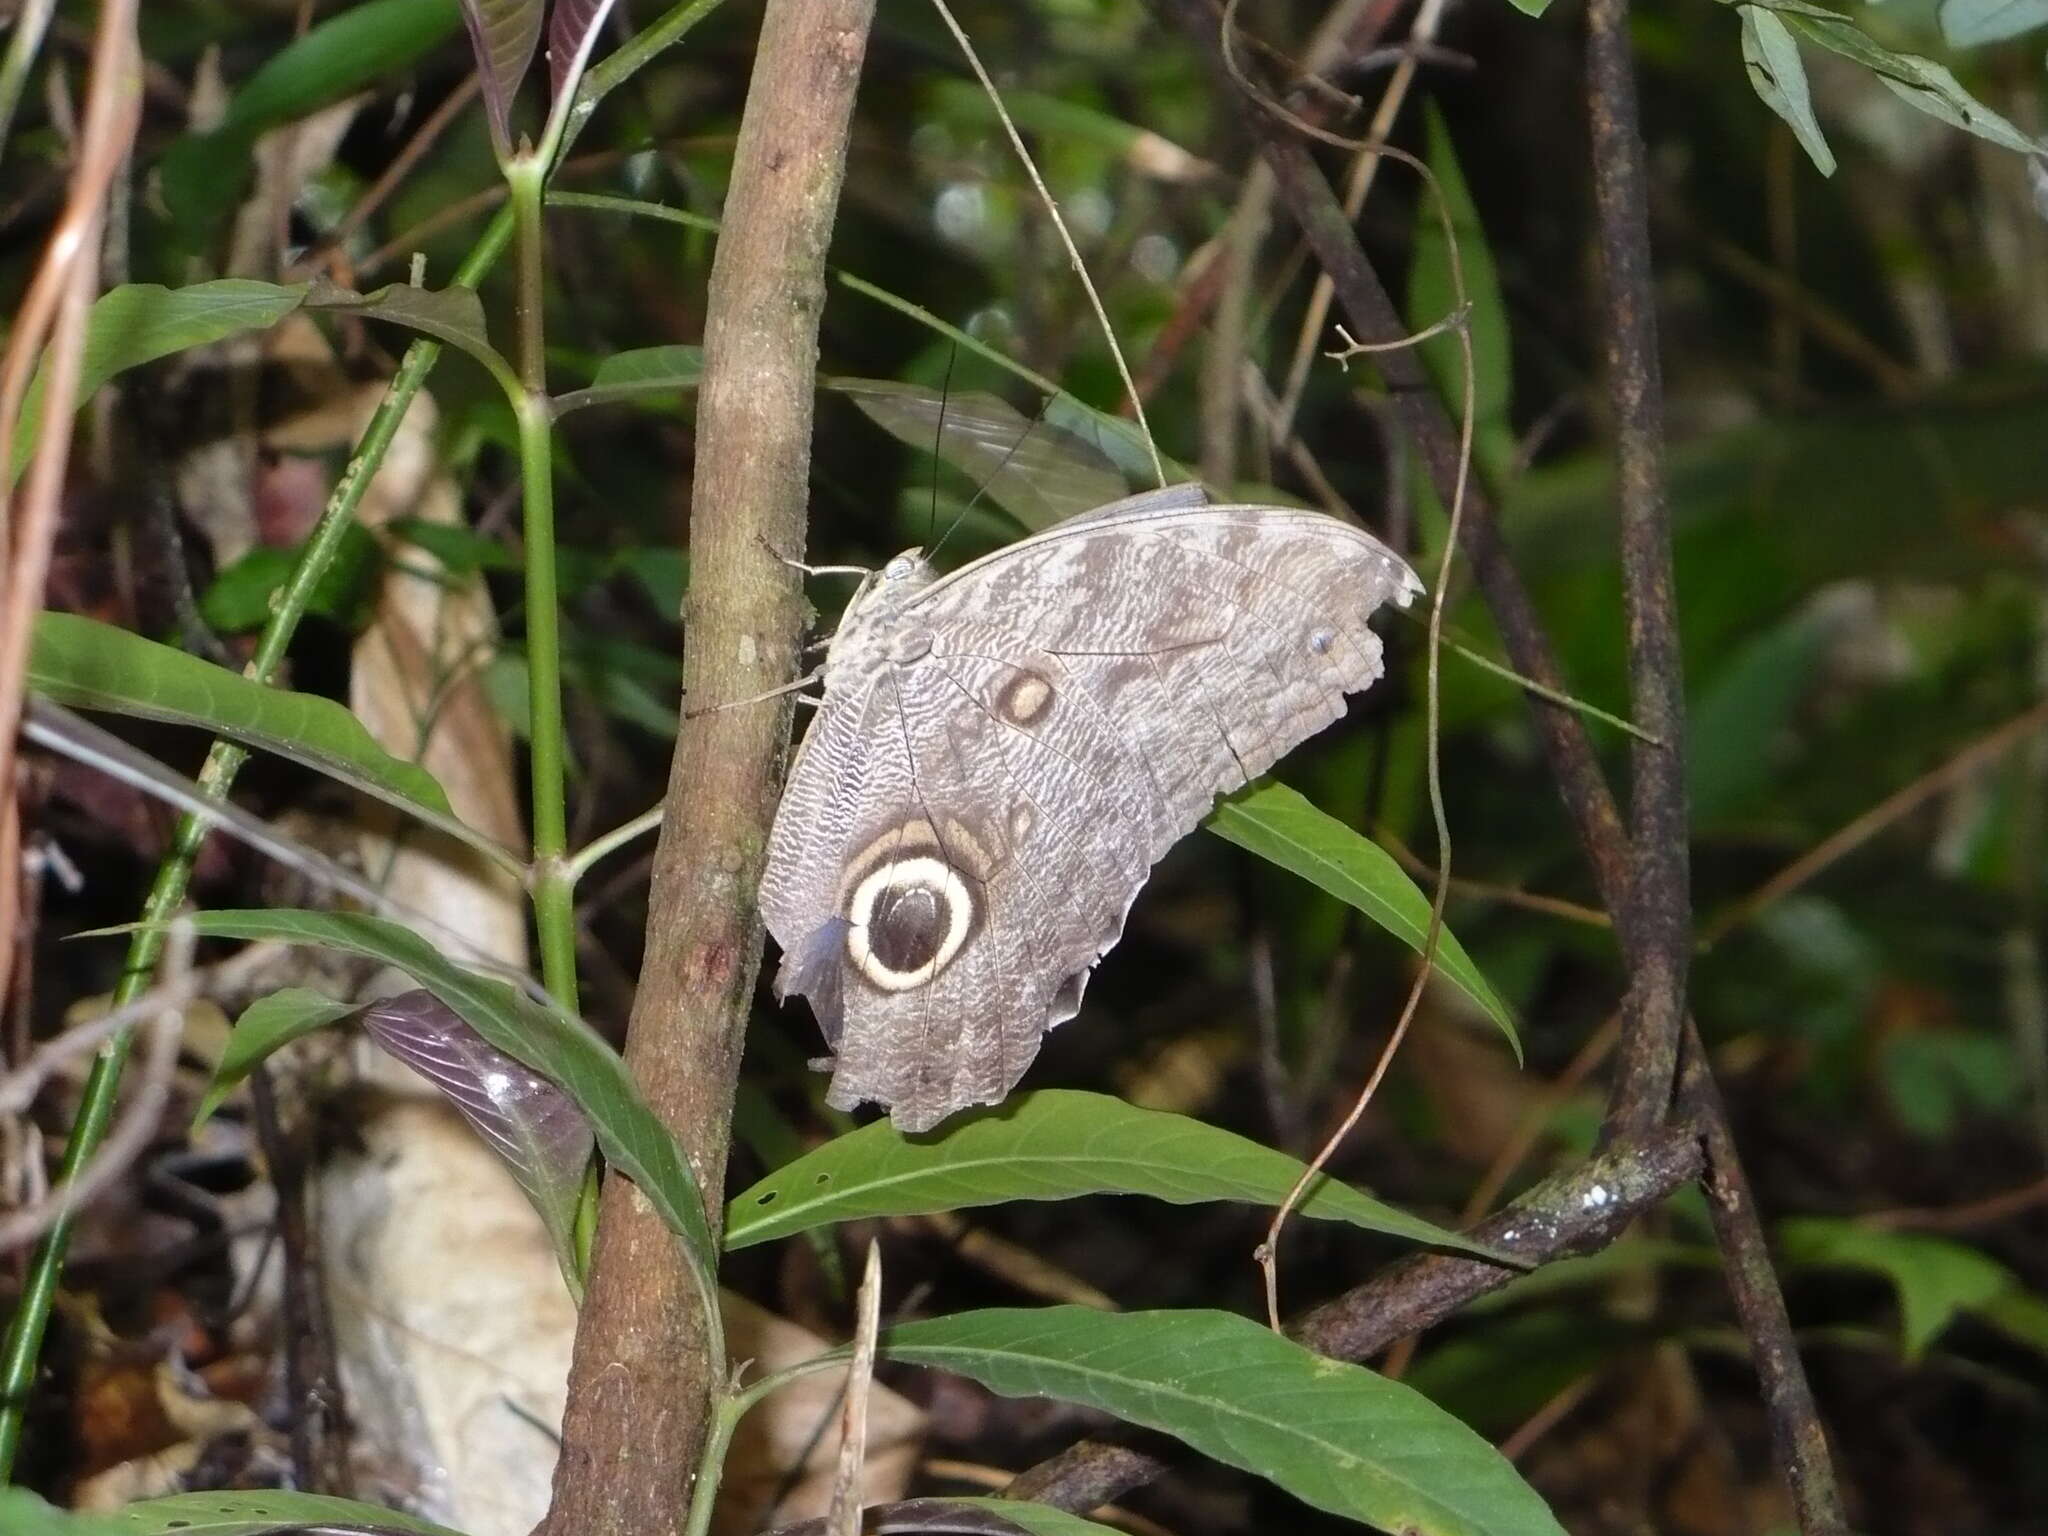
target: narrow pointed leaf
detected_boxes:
[1740,7,1836,176]
[459,0,544,158]
[196,987,361,1125]
[163,910,717,1301]
[831,379,1128,531]
[0,1485,465,1535]
[1407,109,1515,477]
[552,343,705,415]
[160,0,463,236]
[28,613,462,826]
[870,1308,1566,1536]
[727,1090,1506,1260]
[360,988,595,1280]
[11,280,308,479]
[1734,0,2040,154]
[1207,783,1517,1045]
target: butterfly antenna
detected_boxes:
[926,343,958,550]
[926,393,1054,566]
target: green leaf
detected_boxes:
[1939,0,2048,47]
[1736,0,2040,155]
[195,987,361,1125]
[165,910,718,1307]
[553,344,705,415]
[27,612,465,829]
[199,524,383,633]
[160,0,465,236]
[1501,0,1554,15]
[1687,599,1842,823]
[1207,783,1517,1046]
[1740,7,1836,177]
[1779,1216,2016,1360]
[460,0,545,159]
[306,281,514,388]
[872,1307,1566,1536]
[10,281,308,480]
[0,1485,464,1535]
[1407,108,1514,480]
[726,1089,1506,1259]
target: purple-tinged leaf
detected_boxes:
[361,989,594,1285]
[459,0,544,160]
[548,0,620,107]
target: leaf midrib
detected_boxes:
[888,1331,1475,1527]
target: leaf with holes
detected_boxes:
[459,0,543,159]
[831,378,1128,531]
[727,1090,1506,1260]
[867,1308,1566,1536]
[361,989,595,1283]
[1207,783,1516,1045]
[195,988,361,1125]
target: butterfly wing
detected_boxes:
[760,493,1419,1131]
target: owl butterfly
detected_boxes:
[759,483,1421,1132]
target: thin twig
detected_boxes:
[0,920,190,1254]
[0,0,141,998]
[285,73,484,281]
[1588,0,1692,1143]
[0,939,286,1117]
[925,0,1165,487]
[1704,695,2048,948]
[1219,1,1479,1330]
[1268,0,1454,442]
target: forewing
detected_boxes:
[917,507,1418,857]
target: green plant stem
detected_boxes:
[0,207,514,1477]
[679,1390,749,1536]
[504,163,578,1010]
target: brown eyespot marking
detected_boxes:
[995,668,1055,725]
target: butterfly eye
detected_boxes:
[884,553,918,580]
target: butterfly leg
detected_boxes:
[757,533,869,579]
[683,669,823,719]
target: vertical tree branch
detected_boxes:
[1130,5,1845,1529]
[1586,0,1691,1141]
[539,6,875,1535]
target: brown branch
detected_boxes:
[1006,7,1846,1528]
[538,6,876,1536]
[1587,0,1691,1145]
[1005,1126,1705,1512]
